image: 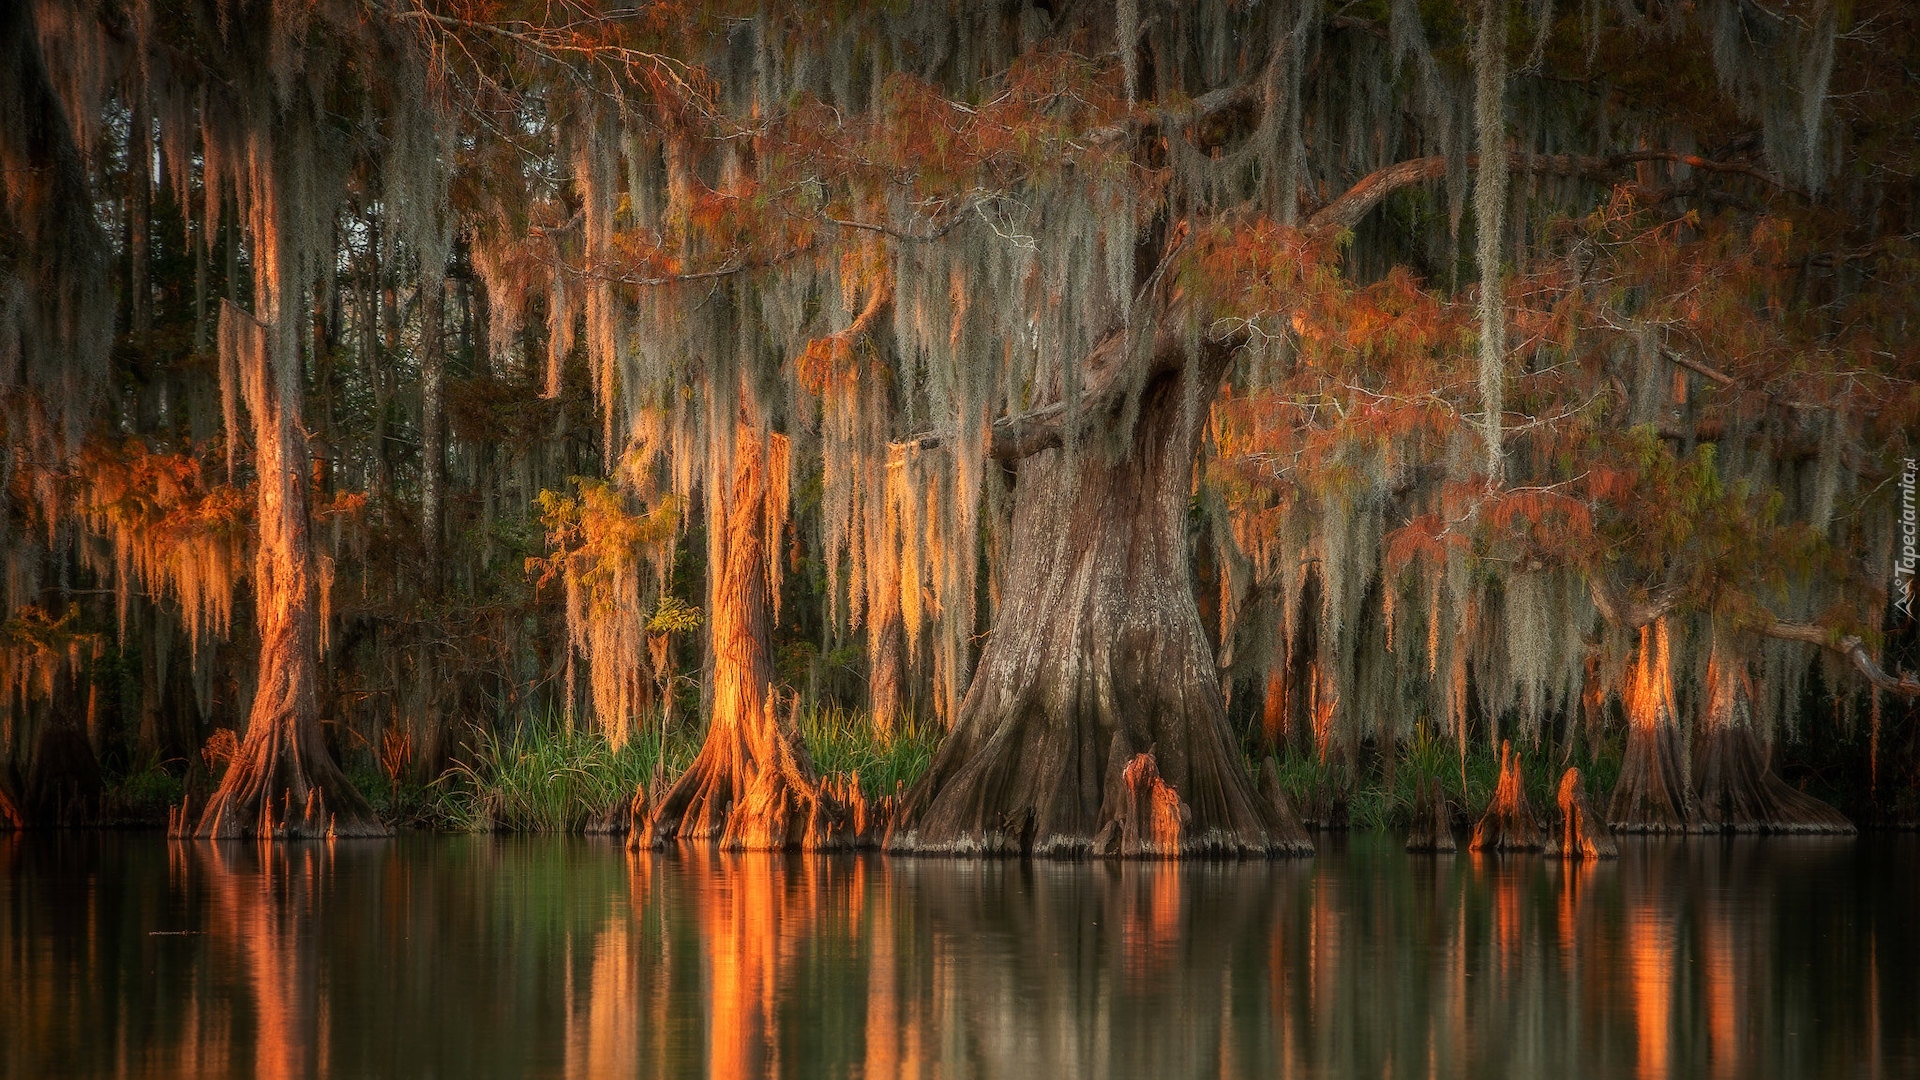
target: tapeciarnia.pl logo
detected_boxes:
[1898,457,1917,620]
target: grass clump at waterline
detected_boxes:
[1259,723,1626,833]
[423,704,942,833]
[384,707,1622,838]
[433,721,700,833]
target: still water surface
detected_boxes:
[2,832,1914,1079]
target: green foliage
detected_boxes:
[420,704,937,831]
[796,703,939,801]
[646,595,703,635]
[1260,721,1625,832]
[99,755,184,824]
[435,718,700,833]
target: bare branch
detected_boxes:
[1764,620,1920,697]
[1305,150,1804,238]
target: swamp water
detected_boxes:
[2,832,1915,1078]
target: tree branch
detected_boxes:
[908,325,1244,462]
[1764,620,1920,697]
[1587,572,1683,629]
[1304,150,1803,238]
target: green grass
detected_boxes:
[432,720,701,833]
[417,702,940,833]
[414,706,1621,836]
[1256,723,1627,832]
[99,754,185,824]
[796,704,940,800]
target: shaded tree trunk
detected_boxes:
[640,426,849,850]
[194,304,383,838]
[127,92,152,338]
[25,688,103,828]
[1406,775,1456,853]
[1694,726,1852,833]
[420,267,446,582]
[890,357,1293,857]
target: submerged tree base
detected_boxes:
[1556,768,1619,859]
[189,738,388,840]
[1406,776,1457,853]
[1608,719,1696,833]
[1470,741,1549,851]
[1694,726,1854,834]
[638,700,858,852]
[890,354,1301,860]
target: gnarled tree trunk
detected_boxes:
[889,355,1297,857]
[1607,621,1695,832]
[194,305,384,839]
[1556,767,1618,858]
[1694,647,1852,833]
[1470,740,1548,851]
[640,426,849,850]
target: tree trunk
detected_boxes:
[889,359,1295,857]
[419,267,446,583]
[25,703,103,827]
[1406,775,1456,853]
[1607,621,1695,832]
[1470,740,1549,851]
[1556,767,1619,858]
[868,601,906,734]
[639,426,849,850]
[127,92,152,338]
[194,304,384,839]
[1694,655,1852,833]
[1609,711,1694,832]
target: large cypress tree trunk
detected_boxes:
[193,304,383,838]
[640,426,849,850]
[868,603,906,734]
[1693,647,1852,833]
[890,356,1303,857]
[1606,621,1694,833]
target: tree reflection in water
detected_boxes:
[0,834,1913,1079]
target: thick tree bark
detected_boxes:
[1406,775,1456,853]
[889,356,1299,857]
[867,602,906,734]
[1556,767,1619,859]
[1607,623,1695,832]
[1694,654,1852,832]
[1608,711,1694,832]
[639,427,850,850]
[194,305,384,838]
[1470,740,1549,851]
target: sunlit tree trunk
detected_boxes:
[194,304,383,838]
[1606,621,1694,832]
[891,353,1304,856]
[640,426,848,850]
[868,602,906,735]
